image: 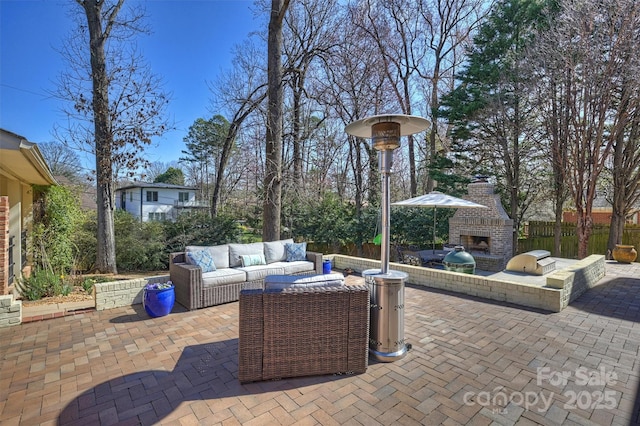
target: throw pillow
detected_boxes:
[186,249,217,273]
[263,239,294,263]
[186,244,229,269]
[240,253,267,267]
[285,242,307,262]
[229,242,264,267]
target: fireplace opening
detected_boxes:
[460,235,490,254]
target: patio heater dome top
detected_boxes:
[344,114,430,138]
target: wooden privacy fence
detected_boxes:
[519,221,640,259]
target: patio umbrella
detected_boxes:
[391,191,488,252]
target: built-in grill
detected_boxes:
[449,178,514,271]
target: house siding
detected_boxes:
[115,185,202,222]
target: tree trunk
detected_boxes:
[426,62,441,194]
[606,135,628,257]
[211,123,238,217]
[263,0,289,241]
[292,75,304,189]
[351,136,364,257]
[82,0,121,274]
[576,210,593,260]
[607,207,626,259]
[408,134,417,197]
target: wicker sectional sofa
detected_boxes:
[169,239,323,310]
[238,280,370,383]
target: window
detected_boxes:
[148,212,166,221]
[146,191,158,202]
[178,192,189,202]
[129,192,133,202]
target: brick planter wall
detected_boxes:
[94,275,170,311]
[328,254,605,312]
[0,295,21,328]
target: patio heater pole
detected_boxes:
[346,115,430,362]
[374,123,397,274]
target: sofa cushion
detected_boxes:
[238,265,286,282]
[186,244,230,269]
[186,249,217,272]
[263,239,294,264]
[264,273,345,290]
[270,260,315,275]
[229,242,264,267]
[201,268,247,287]
[285,242,307,262]
[241,253,267,267]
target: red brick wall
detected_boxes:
[0,196,9,295]
[562,211,613,224]
[562,211,640,225]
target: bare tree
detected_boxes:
[608,113,640,253]
[209,40,268,216]
[353,0,423,196]
[263,0,291,241]
[38,141,84,181]
[55,0,170,273]
[606,8,640,253]
[416,0,488,192]
[441,0,549,256]
[534,67,572,256]
[281,0,339,190]
[536,0,639,258]
[317,3,392,255]
[144,161,179,183]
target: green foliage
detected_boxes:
[163,211,242,254]
[153,167,185,185]
[286,193,452,252]
[181,115,232,167]
[72,210,98,272]
[426,155,473,197]
[16,269,64,301]
[352,206,380,246]
[80,277,95,295]
[31,185,83,275]
[114,210,167,271]
[390,207,454,248]
[60,283,73,296]
[72,209,242,273]
[440,0,550,150]
[292,193,356,247]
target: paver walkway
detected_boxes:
[1,260,639,425]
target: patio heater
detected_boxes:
[345,114,430,362]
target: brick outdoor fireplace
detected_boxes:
[449,179,514,271]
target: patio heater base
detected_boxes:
[364,269,408,362]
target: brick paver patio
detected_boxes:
[1,260,639,425]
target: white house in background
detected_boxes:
[115,183,208,222]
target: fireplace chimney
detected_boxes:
[448,180,514,271]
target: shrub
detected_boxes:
[164,211,242,253]
[72,210,98,272]
[80,277,95,295]
[389,207,455,248]
[31,185,83,275]
[115,210,168,271]
[16,269,63,301]
[292,193,356,247]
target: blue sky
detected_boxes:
[0,0,262,169]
